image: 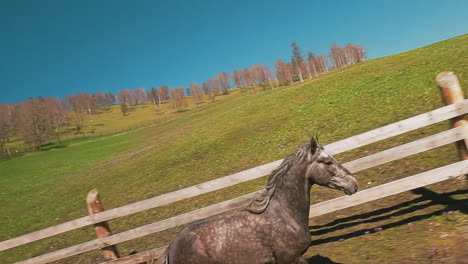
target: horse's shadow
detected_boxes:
[305,254,344,263]
[308,187,467,246]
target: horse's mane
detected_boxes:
[246,142,320,214]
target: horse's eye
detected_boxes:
[324,161,333,165]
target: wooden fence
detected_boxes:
[1,72,467,264]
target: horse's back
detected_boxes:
[167,211,275,264]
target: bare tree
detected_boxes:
[104,92,116,105]
[118,89,132,116]
[355,44,367,62]
[0,104,13,154]
[307,52,317,77]
[262,64,275,88]
[307,53,327,75]
[275,60,285,85]
[328,43,366,70]
[82,93,97,114]
[69,92,96,114]
[341,44,366,65]
[68,94,82,113]
[316,55,328,73]
[275,59,293,86]
[233,69,245,89]
[171,87,187,110]
[132,88,146,105]
[343,44,356,66]
[156,89,167,109]
[252,64,273,90]
[67,93,95,133]
[242,68,255,93]
[146,89,154,105]
[43,98,66,141]
[210,79,220,102]
[217,72,231,95]
[147,87,161,112]
[344,44,366,64]
[250,64,274,89]
[159,85,170,101]
[329,43,347,69]
[202,80,212,94]
[17,98,53,149]
[92,91,106,108]
[252,64,265,85]
[190,82,204,107]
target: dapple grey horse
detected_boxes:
[159,138,358,264]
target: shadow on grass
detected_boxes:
[308,188,467,246]
[40,143,69,151]
[306,254,345,263]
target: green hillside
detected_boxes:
[0,35,467,263]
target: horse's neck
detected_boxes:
[268,164,312,227]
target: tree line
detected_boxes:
[0,92,117,153]
[0,42,365,155]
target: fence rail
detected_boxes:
[308,160,467,217]
[2,72,467,264]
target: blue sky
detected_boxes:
[0,0,467,104]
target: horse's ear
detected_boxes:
[311,137,319,154]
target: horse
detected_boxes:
[159,138,358,264]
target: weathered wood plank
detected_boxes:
[325,99,468,154]
[436,72,468,160]
[86,189,120,260]
[2,100,467,252]
[15,160,468,264]
[345,126,466,173]
[309,159,468,217]
[99,246,166,264]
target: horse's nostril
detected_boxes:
[345,179,358,195]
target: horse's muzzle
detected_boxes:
[344,179,358,195]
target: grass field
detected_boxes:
[0,34,467,263]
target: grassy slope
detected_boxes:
[68,90,245,137]
[0,35,467,263]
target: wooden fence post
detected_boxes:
[87,189,120,260]
[436,72,468,160]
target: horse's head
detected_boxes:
[306,138,358,195]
